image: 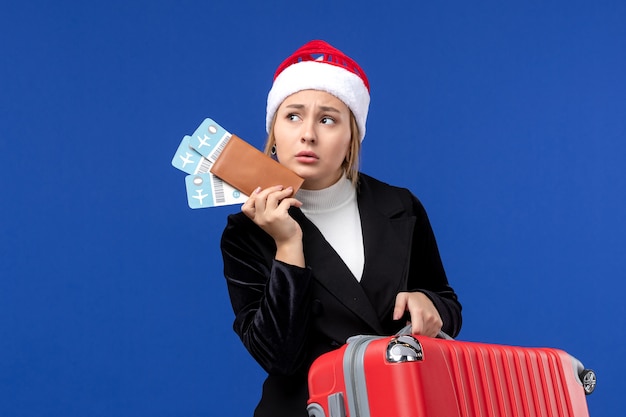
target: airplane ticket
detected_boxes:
[173,118,253,209]
[184,173,247,209]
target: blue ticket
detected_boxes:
[184,173,248,209]
[188,118,232,162]
[171,135,212,175]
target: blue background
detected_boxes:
[2,1,624,415]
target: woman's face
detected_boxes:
[273,89,352,190]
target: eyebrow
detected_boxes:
[284,104,341,113]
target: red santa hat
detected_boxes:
[266,40,370,142]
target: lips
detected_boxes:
[295,150,319,163]
[296,150,318,159]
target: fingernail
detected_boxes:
[253,186,261,194]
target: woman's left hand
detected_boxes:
[393,292,443,337]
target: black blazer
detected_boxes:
[220,173,462,417]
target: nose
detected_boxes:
[301,120,316,144]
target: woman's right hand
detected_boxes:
[241,185,305,266]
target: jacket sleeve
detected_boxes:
[220,213,314,375]
[407,194,463,338]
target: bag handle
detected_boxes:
[397,324,454,340]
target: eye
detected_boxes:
[287,113,302,122]
[320,116,336,125]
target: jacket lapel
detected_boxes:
[290,207,385,334]
[357,176,416,322]
[289,175,416,335]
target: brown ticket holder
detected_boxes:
[210,135,304,196]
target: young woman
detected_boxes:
[220,40,462,417]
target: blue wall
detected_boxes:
[2,1,624,415]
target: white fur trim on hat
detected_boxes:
[266,60,370,142]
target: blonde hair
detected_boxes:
[264,112,361,187]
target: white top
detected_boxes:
[296,175,365,281]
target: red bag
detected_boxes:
[307,329,595,417]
